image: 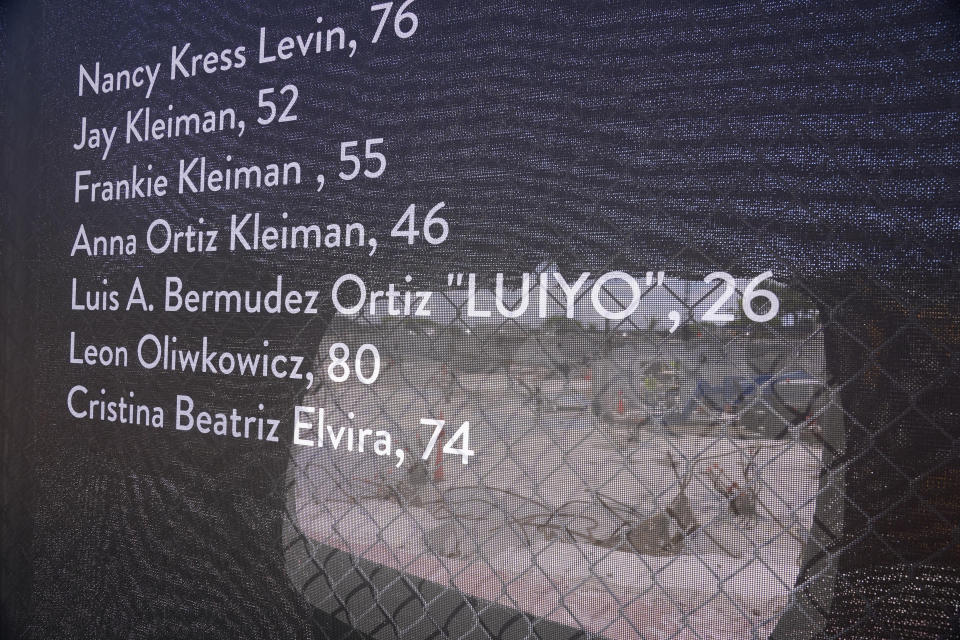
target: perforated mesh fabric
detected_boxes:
[2,1,959,639]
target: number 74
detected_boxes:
[420,418,475,464]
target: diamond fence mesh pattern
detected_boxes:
[283,275,842,640]
[2,0,960,639]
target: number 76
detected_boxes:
[371,1,419,43]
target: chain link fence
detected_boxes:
[280,258,959,639]
[283,275,842,639]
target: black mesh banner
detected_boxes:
[2,1,959,639]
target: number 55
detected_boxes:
[339,138,386,181]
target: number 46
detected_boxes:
[391,202,448,245]
[420,418,475,464]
